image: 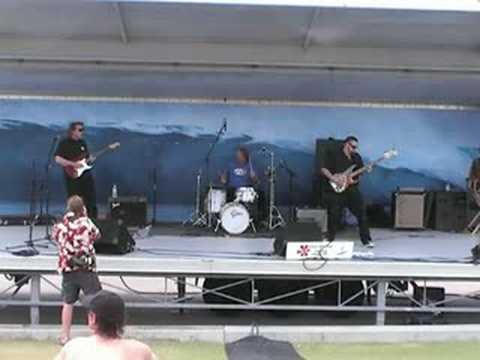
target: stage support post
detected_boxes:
[30,274,41,326]
[376,280,387,326]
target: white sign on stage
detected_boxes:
[286,241,354,260]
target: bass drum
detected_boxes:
[220,203,250,235]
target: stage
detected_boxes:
[1,224,480,326]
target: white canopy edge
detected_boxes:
[0,94,477,111]
[96,0,480,12]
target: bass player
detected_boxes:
[320,136,374,248]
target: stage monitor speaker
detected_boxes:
[94,219,135,255]
[202,278,252,305]
[109,196,148,227]
[394,190,425,229]
[273,223,324,257]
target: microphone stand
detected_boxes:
[43,135,59,239]
[279,158,297,223]
[7,161,41,256]
[151,167,157,225]
[203,119,226,227]
[205,119,226,187]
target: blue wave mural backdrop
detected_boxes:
[0,98,478,220]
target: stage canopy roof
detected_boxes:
[0,0,479,105]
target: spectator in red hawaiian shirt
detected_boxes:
[53,195,102,345]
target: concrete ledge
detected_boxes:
[3,324,480,344]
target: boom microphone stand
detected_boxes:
[43,135,59,239]
[204,119,227,227]
[7,161,43,256]
[151,167,157,225]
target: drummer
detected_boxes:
[220,147,258,202]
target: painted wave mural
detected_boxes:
[0,99,478,220]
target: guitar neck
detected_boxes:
[91,146,113,159]
[349,157,385,178]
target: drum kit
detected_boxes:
[187,152,286,235]
[183,119,286,235]
[207,186,259,235]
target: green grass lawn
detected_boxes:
[1,340,480,360]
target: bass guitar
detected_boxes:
[329,149,398,193]
[65,142,120,179]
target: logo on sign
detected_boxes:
[297,244,311,257]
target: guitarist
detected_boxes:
[55,122,98,219]
[320,136,374,248]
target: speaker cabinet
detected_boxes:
[394,191,426,229]
[109,196,148,227]
[93,219,135,255]
[432,191,466,232]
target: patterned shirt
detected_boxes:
[52,212,100,273]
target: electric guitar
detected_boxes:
[329,149,398,193]
[65,142,120,179]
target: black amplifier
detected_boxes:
[108,196,148,227]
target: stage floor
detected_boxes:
[3,223,480,327]
[0,223,475,264]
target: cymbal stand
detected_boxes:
[264,148,286,231]
[279,157,297,223]
[183,168,207,227]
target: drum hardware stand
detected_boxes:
[183,168,208,227]
[263,148,286,231]
[204,118,227,228]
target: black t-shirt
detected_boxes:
[55,138,89,161]
[323,144,364,190]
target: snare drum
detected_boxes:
[205,188,226,213]
[220,202,250,235]
[235,187,258,203]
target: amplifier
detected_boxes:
[295,207,328,232]
[394,190,425,229]
[431,191,466,232]
[109,196,148,227]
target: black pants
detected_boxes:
[324,188,371,244]
[64,172,98,219]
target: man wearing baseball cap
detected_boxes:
[55,290,156,360]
